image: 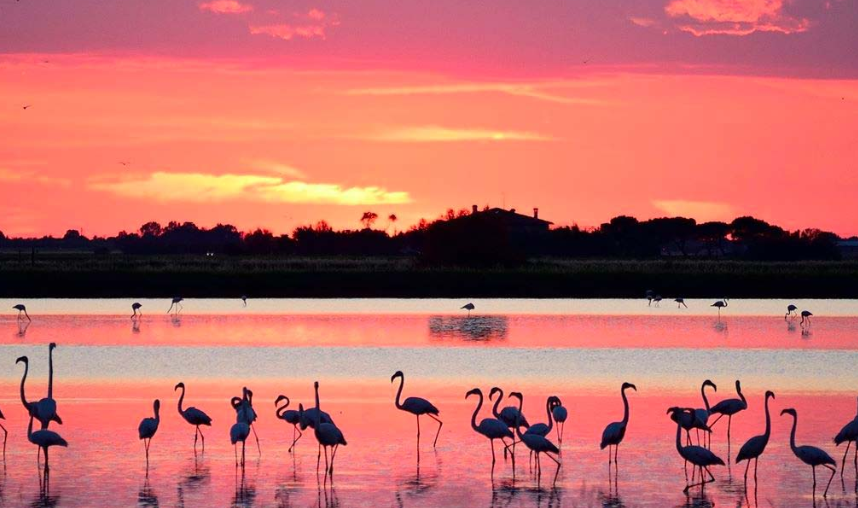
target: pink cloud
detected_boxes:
[307,8,326,21]
[198,0,253,14]
[665,0,809,36]
[249,9,338,41]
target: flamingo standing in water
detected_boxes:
[552,398,568,447]
[524,396,560,466]
[27,414,67,471]
[175,382,212,452]
[736,391,775,486]
[833,397,858,479]
[800,310,813,328]
[692,380,717,448]
[709,380,747,444]
[667,407,724,492]
[653,295,663,307]
[601,382,637,466]
[391,371,442,448]
[465,388,514,467]
[131,302,142,319]
[15,356,62,430]
[507,392,561,485]
[782,408,836,497]
[646,290,655,306]
[167,297,184,315]
[675,298,688,309]
[307,381,346,478]
[275,395,303,453]
[241,296,247,307]
[13,304,30,321]
[461,303,475,316]
[785,304,798,320]
[230,421,251,467]
[490,387,529,460]
[711,299,728,320]
[138,399,160,466]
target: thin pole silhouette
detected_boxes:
[834,396,858,479]
[505,392,561,486]
[275,395,303,453]
[736,391,774,488]
[601,382,636,466]
[782,408,836,498]
[175,382,212,452]
[132,302,142,319]
[709,380,748,445]
[138,399,160,466]
[466,388,513,470]
[391,371,442,448]
[13,304,31,321]
[168,297,183,315]
[667,407,724,492]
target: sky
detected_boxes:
[0,0,856,237]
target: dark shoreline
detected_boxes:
[2,255,858,298]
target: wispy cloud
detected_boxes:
[0,168,71,187]
[198,0,253,14]
[89,171,410,205]
[249,9,339,41]
[361,126,557,143]
[652,199,735,221]
[664,0,810,36]
[345,81,603,105]
[247,159,306,179]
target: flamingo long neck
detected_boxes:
[27,414,34,441]
[470,392,482,432]
[675,418,683,454]
[762,396,771,440]
[491,389,503,418]
[738,385,747,409]
[855,396,858,418]
[154,402,160,422]
[19,360,30,408]
[701,384,712,411]
[514,397,526,439]
[276,398,289,419]
[177,386,185,414]
[788,413,798,452]
[621,387,631,425]
[394,375,405,409]
[314,384,322,427]
[48,347,54,399]
[544,397,554,432]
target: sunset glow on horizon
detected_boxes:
[1,0,857,237]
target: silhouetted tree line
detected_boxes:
[0,212,844,264]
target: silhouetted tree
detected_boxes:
[360,211,378,230]
[388,214,398,235]
[139,221,162,237]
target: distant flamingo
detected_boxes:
[0,407,6,459]
[552,398,568,447]
[132,302,142,319]
[167,297,183,315]
[230,421,251,467]
[653,295,662,307]
[461,303,475,316]
[646,290,654,306]
[490,387,529,459]
[693,380,717,448]
[507,392,561,485]
[307,381,347,477]
[175,382,212,452]
[785,304,797,320]
[241,295,247,307]
[675,298,687,309]
[28,414,68,471]
[391,371,442,448]
[782,408,836,497]
[736,391,775,486]
[138,399,160,465]
[466,388,514,467]
[711,299,728,320]
[709,380,747,444]
[667,407,724,492]
[800,310,813,328]
[601,382,637,465]
[13,304,31,321]
[275,395,303,453]
[833,397,858,479]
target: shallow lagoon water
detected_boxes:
[0,299,856,507]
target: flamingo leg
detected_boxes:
[491,439,496,465]
[727,415,732,443]
[754,457,759,483]
[544,452,562,485]
[330,443,339,475]
[842,441,852,478]
[252,424,261,456]
[812,465,817,495]
[614,443,619,466]
[193,426,199,450]
[743,459,750,486]
[428,413,443,448]
[823,464,836,497]
[0,423,5,460]
[199,427,205,452]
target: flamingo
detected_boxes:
[13,304,31,321]
[781,408,836,497]
[692,380,717,448]
[490,387,529,459]
[233,387,260,455]
[711,299,728,320]
[298,402,334,431]
[675,298,687,309]
[132,302,143,319]
[552,398,568,447]
[736,391,775,486]
[175,382,212,452]
[461,303,475,316]
[506,392,561,485]
[275,395,303,452]
[601,382,637,465]
[465,388,514,467]
[800,310,813,328]
[833,397,858,479]
[525,396,560,466]
[167,297,183,315]
[708,380,747,444]
[391,371,442,448]
[138,399,160,465]
[230,422,251,467]
[645,290,654,306]
[15,356,62,429]
[241,295,247,307]
[785,304,797,320]
[667,407,724,492]
[653,295,662,307]
[307,381,347,477]
[27,414,67,471]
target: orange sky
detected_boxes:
[1,0,857,237]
